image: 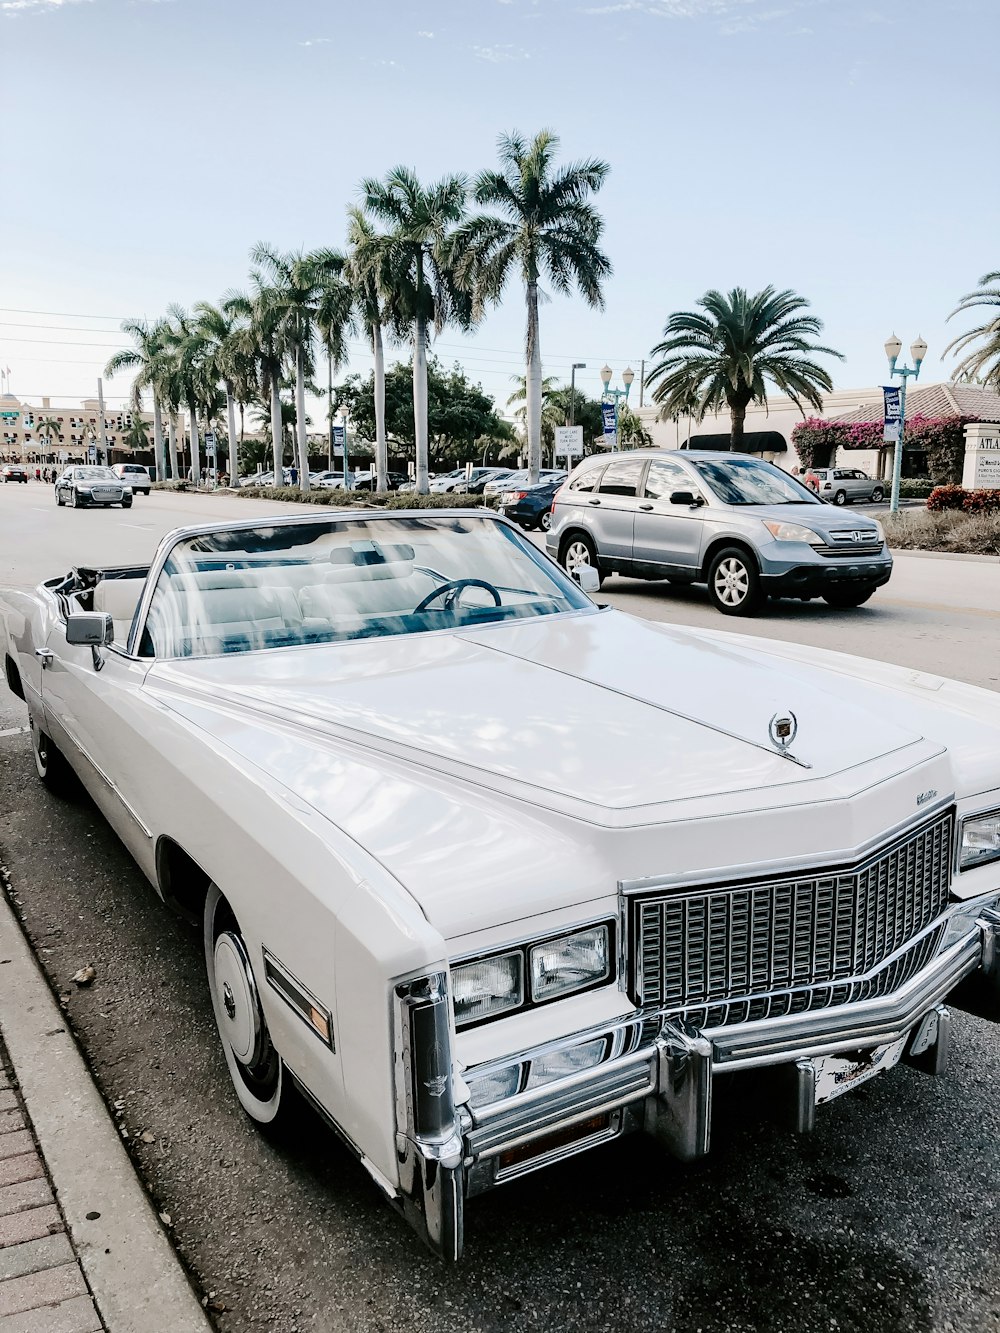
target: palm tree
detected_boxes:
[645,287,843,450]
[455,130,611,483]
[944,271,1000,387]
[506,374,561,463]
[193,301,246,477]
[123,412,151,451]
[346,207,399,492]
[224,283,286,482]
[104,318,171,478]
[164,306,211,483]
[360,167,471,494]
[36,416,61,457]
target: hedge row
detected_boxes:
[927,485,1000,514]
[231,486,498,510]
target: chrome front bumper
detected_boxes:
[396,898,1000,1260]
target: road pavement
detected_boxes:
[0,482,999,1332]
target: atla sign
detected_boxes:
[962,423,1000,490]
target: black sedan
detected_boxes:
[498,477,563,531]
[2,464,29,483]
[55,465,132,508]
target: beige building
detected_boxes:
[0,393,157,463]
[635,382,1000,477]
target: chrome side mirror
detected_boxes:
[572,566,601,594]
[66,612,113,670]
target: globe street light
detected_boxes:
[884,333,927,513]
[600,365,635,451]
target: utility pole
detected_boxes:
[639,359,645,409]
[96,378,108,465]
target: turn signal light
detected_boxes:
[497,1113,611,1171]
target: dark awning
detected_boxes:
[681,431,788,454]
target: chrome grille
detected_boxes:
[817,544,883,559]
[632,810,954,1015]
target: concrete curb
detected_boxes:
[890,547,1000,565]
[0,884,213,1333]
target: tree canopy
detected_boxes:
[335,358,513,467]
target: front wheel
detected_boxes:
[121,499,132,509]
[30,718,73,794]
[560,532,604,588]
[870,487,884,503]
[204,885,292,1130]
[823,586,876,609]
[55,490,64,506]
[707,546,764,616]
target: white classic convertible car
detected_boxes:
[2,510,1000,1260]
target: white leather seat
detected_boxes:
[92,577,145,644]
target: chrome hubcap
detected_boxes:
[715,558,749,606]
[213,930,263,1069]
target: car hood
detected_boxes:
[736,502,880,535]
[147,609,926,821]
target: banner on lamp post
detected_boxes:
[332,425,346,458]
[601,400,617,448]
[882,386,902,443]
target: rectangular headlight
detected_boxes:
[959,808,1000,871]
[526,1037,607,1090]
[467,1063,523,1108]
[452,952,524,1028]
[529,925,610,1003]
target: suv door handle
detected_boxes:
[35,649,54,669]
[587,498,601,505]
[638,503,653,511]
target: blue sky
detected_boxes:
[1,0,997,418]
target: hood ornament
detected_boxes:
[769,711,803,762]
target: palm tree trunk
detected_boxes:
[152,395,165,482]
[294,343,310,492]
[525,280,542,484]
[189,400,201,484]
[167,413,178,480]
[225,382,238,483]
[730,402,747,453]
[373,320,388,492]
[269,376,283,482]
[413,315,429,495]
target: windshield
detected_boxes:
[141,514,591,658]
[74,467,115,481]
[690,457,820,506]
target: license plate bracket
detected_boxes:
[811,1035,908,1105]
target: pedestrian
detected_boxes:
[289,465,298,486]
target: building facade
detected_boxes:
[0,394,156,464]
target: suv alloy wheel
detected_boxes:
[707,545,764,616]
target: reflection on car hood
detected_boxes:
[148,609,925,820]
[739,502,880,533]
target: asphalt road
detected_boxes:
[0,482,999,1333]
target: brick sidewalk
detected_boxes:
[0,1045,103,1332]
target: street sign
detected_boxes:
[87,444,97,464]
[204,430,216,458]
[332,425,346,458]
[554,425,583,460]
[882,386,902,443]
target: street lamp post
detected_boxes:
[565,361,586,469]
[884,334,927,513]
[599,365,635,451]
[339,406,350,487]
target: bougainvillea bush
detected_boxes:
[791,413,975,485]
[927,485,1000,514]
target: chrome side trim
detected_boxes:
[61,726,152,839]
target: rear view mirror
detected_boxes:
[66,612,114,646]
[572,566,601,594]
[669,490,701,507]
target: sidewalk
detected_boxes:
[1,1040,102,1331]
[0,876,212,1333]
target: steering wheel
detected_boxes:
[413,578,502,614]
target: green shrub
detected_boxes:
[897,478,934,499]
[231,485,494,511]
[152,479,191,492]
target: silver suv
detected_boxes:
[805,466,885,505]
[546,450,893,615]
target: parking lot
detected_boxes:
[1,483,999,1333]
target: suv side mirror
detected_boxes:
[572,566,601,594]
[669,490,702,507]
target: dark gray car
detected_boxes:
[546,450,892,615]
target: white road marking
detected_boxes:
[0,725,29,738]
[121,523,155,530]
